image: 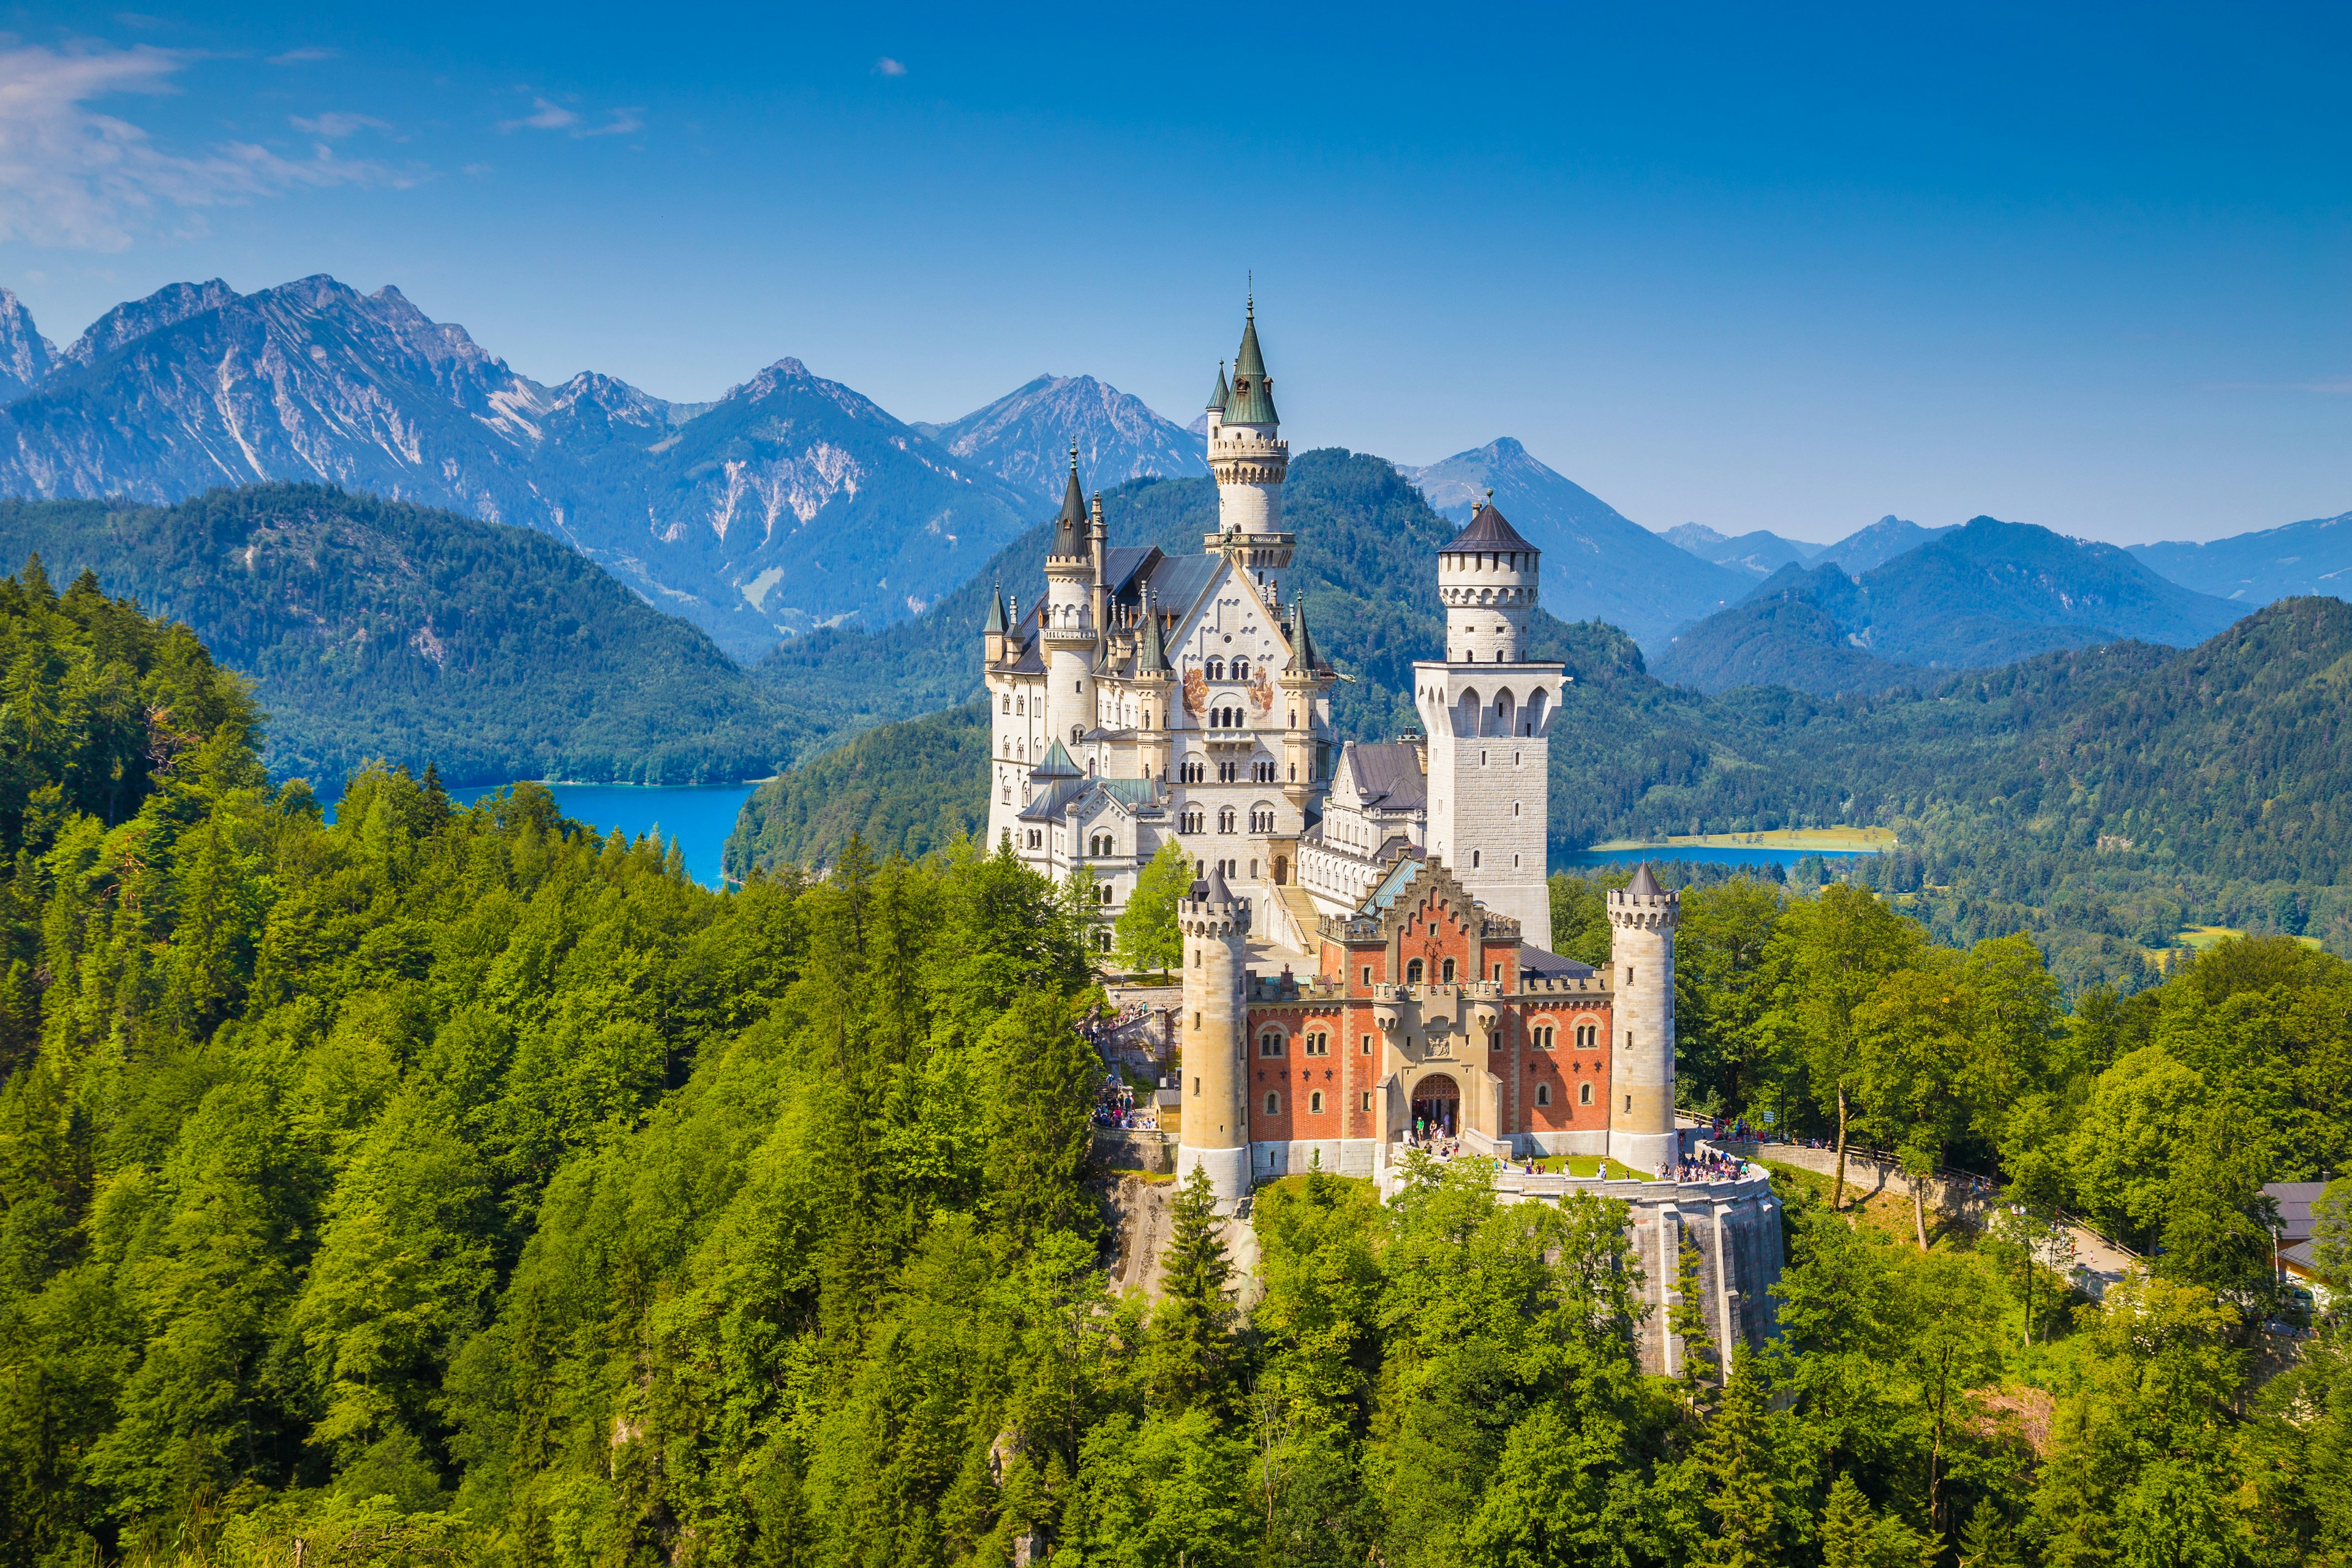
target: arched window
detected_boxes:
[1259,1031,1284,1057]
[1232,658,1248,680]
[1016,695,1024,715]
[1097,883,1113,905]
[1218,807,1236,833]
[1536,1083,1551,1106]
[1310,1090,1324,1114]
[1001,695,1010,712]
[1207,658,1224,680]
[1305,1031,1329,1056]
[1441,958,1455,983]
[1406,959,1423,984]
[1455,688,1480,737]
[1472,850,1481,869]
[1264,1091,1281,1115]
[1493,689,1515,737]
[1579,1082,1594,1106]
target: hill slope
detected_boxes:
[1663,522,1822,578]
[1402,437,1747,649]
[0,484,802,786]
[2130,510,2352,606]
[913,374,1207,506]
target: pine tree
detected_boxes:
[1696,1348,1777,1567]
[1147,1164,1238,1414]
[1820,1474,1876,1568]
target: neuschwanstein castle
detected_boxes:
[980,305,1782,1371]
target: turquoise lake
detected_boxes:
[1559,845,1879,870]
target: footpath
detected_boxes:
[1721,1139,2136,1297]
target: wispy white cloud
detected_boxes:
[0,43,415,251]
[289,111,388,140]
[266,48,339,66]
[874,57,907,77]
[497,94,644,138]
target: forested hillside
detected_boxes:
[0,485,801,787]
[3,573,2350,1566]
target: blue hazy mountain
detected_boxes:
[1401,437,1748,650]
[1664,521,1823,578]
[912,373,1207,507]
[1655,516,2242,693]
[2130,510,2352,606]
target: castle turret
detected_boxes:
[1607,865,1679,1175]
[1439,491,1538,665]
[1043,445,1098,754]
[1417,496,1558,946]
[1204,360,1229,448]
[1210,296,1290,554]
[1177,864,1252,1209]
[1134,591,1173,784]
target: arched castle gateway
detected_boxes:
[985,300,1782,1368]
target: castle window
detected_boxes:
[1512,801,1521,817]
[1472,850,1480,869]
[1250,807,1274,832]
[1362,1035,1374,1054]
[1233,659,1249,680]
[1265,1091,1281,1115]
[1537,1084,1551,1106]
[1305,1031,1330,1056]
[1219,807,1237,833]
[1533,1025,1555,1049]
[1361,967,1372,988]
[1624,1095,1632,1113]
[1493,963,1504,981]
[1581,1082,1594,1106]
[1362,1091,1374,1111]
[1016,696,1024,714]
[1026,830,1041,849]
[1001,695,1010,712]
[1626,967,1634,985]
[1441,959,1455,983]
[1406,959,1423,984]
[1310,1090,1324,1114]
[1261,1031,1285,1057]
[1098,883,1113,905]
[1208,658,1225,680]
[1095,929,1112,951]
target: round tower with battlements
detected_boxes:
[1607,865,1679,1174]
[1177,865,1252,1210]
[1439,491,1539,665]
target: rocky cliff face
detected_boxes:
[0,276,1041,659]
[0,290,58,402]
[916,372,1207,506]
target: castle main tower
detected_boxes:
[1607,865,1678,1174]
[1209,298,1291,562]
[1177,866,1252,1210]
[1417,496,1559,948]
[1041,450,1098,753]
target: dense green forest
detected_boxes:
[2,568,2351,1566]
[0,485,803,786]
[722,702,990,876]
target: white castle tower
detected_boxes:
[1607,865,1678,1174]
[1415,493,1559,948]
[1041,446,1097,755]
[1176,865,1252,1210]
[1209,297,1292,564]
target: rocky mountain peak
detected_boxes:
[921,372,1205,507]
[0,288,58,401]
[59,279,238,370]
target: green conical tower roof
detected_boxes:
[1137,593,1170,674]
[1286,594,1319,674]
[1053,442,1087,557]
[1207,360,1229,412]
[1032,738,1082,780]
[984,579,1008,636]
[1224,300,1279,426]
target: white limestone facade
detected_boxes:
[1606,867,1679,1174]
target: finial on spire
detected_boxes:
[1069,438,1079,474]
[1246,271,1254,317]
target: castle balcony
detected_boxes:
[1200,727,1261,751]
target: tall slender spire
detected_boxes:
[1207,360,1229,412]
[1226,297,1278,426]
[1054,440,1087,557]
[1286,594,1319,674]
[1137,591,1170,674]
[984,579,1007,635]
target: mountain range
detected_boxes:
[1653,516,2242,694]
[1665,515,1956,579]
[2129,510,2352,605]
[0,277,1210,660]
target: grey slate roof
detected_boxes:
[1441,499,1538,555]
[1626,863,1663,897]
[1136,552,1222,620]
[1343,741,1428,813]
[1518,943,1596,981]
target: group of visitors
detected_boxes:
[1675,1149,1748,1184]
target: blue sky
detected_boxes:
[1,1,2345,544]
